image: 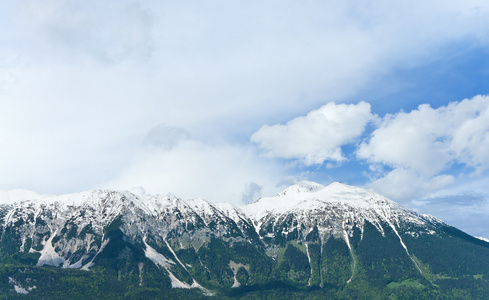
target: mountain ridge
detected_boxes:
[1,181,489,298]
[0,181,438,225]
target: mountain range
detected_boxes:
[1,181,488,299]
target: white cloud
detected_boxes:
[104,139,287,204]
[16,0,153,62]
[367,168,455,201]
[450,96,489,173]
[144,124,190,150]
[357,104,452,177]
[2,0,489,202]
[241,182,262,204]
[251,102,374,165]
[359,95,489,200]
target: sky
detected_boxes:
[2,0,489,237]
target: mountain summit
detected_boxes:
[1,182,488,298]
[241,181,404,220]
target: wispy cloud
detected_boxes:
[408,190,489,238]
[15,0,153,63]
[241,182,262,204]
[104,137,288,203]
[144,124,190,150]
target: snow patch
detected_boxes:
[82,238,110,270]
[143,240,174,268]
[476,236,489,243]
[167,268,212,295]
[37,233,64,267]
[214,202,248,224]
[14,285,28,294]
[305,243,313,286]
[162,239,211,294]
[343,224,355,284]
[8,277,36,294]
[168,270,192,288]
[386,222,422,274]
[186,198,216,216]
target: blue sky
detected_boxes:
[2,1,489,238]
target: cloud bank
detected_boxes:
[359,95,489,199]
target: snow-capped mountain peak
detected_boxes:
[1,179,478,298]
[240,181,397,221]
[278,180,325,195]
[315,182,397,208]
[1,183,487,298]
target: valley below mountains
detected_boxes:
[1,181,489,299]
